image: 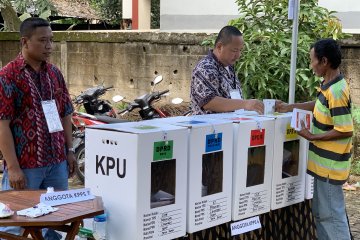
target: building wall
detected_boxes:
[160,0,238,31]
[319,0,360,33]
[122,0,132,19]
[1,31,360,105]
[160,0,360,32]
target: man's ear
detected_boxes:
[215,42,223,51]
[21,37,28,48]
[322,57,329,66]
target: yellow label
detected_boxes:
[285,123,297,140]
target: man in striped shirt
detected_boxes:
[277,38,352,240]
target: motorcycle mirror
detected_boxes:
[151,75,163,86]
[112,95,124,102]
[171,97,183,105]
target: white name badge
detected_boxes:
[41,100,63,133]
[230,89,242,99]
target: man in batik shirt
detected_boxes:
[0,17,74,239]
[191,26,264,115]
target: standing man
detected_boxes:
[0,17,75,239]
[277,38,352,240]
[190,25,264,115]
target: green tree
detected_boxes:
[90,0,122,25]
[0,0,21,31]
[204,0,350,102]
[151,0,160,29]
[14,0,56,19]
[0,0,56,31]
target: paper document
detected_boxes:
[17,203,58,218]
[0,202,14,218]
[290,108,313,131]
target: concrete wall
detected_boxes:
[0,31,211,103]
[1,31,360,106]
[160,0,360,32]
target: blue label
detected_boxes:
[205,133,222,152]
[178,120,205,125]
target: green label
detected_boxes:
[153,140,173,161]
[133,125,158,130]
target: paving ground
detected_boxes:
[345,175,360,240]
[346,190,360,239]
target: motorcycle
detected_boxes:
[72,85,127,183]
[119,75,190,119]
[73,85,119,118]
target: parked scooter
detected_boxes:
[119,75,189,119]
[72,86,126,183]
[73,85,119,118]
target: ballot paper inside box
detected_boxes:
[85,121,188,240]
[145,116,234,233]
[259,113,307,210]
[196,113,275,221]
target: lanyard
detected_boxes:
[26,69,53,101]
[232,71,237,89]
[224,65,237,89]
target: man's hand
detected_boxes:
[8,166,26,190]
[244,99,264,114]
[275,100,290,113]
[297,120,314,141]
[67,152,76,178]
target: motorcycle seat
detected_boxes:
[94,115,129,124]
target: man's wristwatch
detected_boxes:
[68,147,75,154]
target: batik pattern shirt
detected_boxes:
[307,74,353,184]
[0,54,74,169]
[190,50,243,115]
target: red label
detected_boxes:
[231,117,252,121]
[250,129,265,146]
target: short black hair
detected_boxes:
[215,26,243,46]
[311,38,341,69]
[20,17,50,38]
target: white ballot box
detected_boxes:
[146,116,234,233]
[85,121,188,240]
[260,112,307,210]
[195,113,275,220]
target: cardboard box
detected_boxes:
[259,113,307,210]
[85,121,188,240]
[196,113,275,220]
[147,116,234,233]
